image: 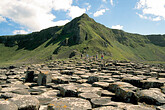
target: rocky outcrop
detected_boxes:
[0,59,164,109]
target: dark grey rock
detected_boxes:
[140,79,164,89]
[37,71,52,86]
[136,89,165,105]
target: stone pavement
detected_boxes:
[0,59,165,110]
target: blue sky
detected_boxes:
[0,0,165,35]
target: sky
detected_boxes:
[0,0,165,35]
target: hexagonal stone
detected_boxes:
[77,87,102,95]
[60,70,74,75]
[78,92,100,100]
[0,100,18,110]
[126,105,156,110]
[59,84,78,97]
[90,97,112,108]
[122,76,143,87]
[88,76,100,84]
[140,79,164,89]
[92,106,123,110]
[52,76,69,84]
[37,71,52,86]
[158,73,165,78]
[48,97,92,110]
[136,89,165,105]
[101,90,115,97]
[157,105,165,110]
[9,95,40,110]
[92,82,109,89]
[35,95,56,105]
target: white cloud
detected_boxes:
[110,0,113,6]
[102,0,107,2]
[0,16,6,22]
[85,3,91,11]
[93,9,109,17]
[52,0,72,11]
[152,17,161,21]
[68,6,86,19]
[136,0,165,21]
[13,30,29,35]
[136,13,162,21]
[111,25,123,30]
[0,0,85,32]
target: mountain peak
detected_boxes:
[80,13,89,18]
[78,13,94,22]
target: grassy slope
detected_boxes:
[0,14,165,66]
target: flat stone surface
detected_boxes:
[90,97,112,108]
[92,106,123,110]
[0,100,18,110]
[9,95,40,110]
[48,97,92,110]
[126,105,156,110]
[136,89,165,105]
[78,92,100,100]
[92,82,109,89]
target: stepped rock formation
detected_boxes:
[0,58,165,109]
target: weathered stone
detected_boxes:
[37,71,52,86]
[11,89,30,95]
[9,95,40,110]
[78,92,100,100]
[126,105,156,110]
[35,95,56,105]
[136,89,165,105]
[77,86,102,95]
[88,76,100,84]
[90,97,112,108]
[60,70,74,75]
[122,76,143,87]
[25,70,35,82]
[41,90,60,98]
[0,92,19,99]
[48,97,92,110]
[0,100,18,110]
[156,105,165,110]
[109,82,135,92]
[52,76,69,84]
[92,82,109,89]
[101,90,115,97]
[109,82,138,103]
[158,73,165,78]
[140,79,164,89]
[39,105,48,110]
[59,84,78,97]
[92,106,123,110]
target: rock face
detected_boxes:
[136,89,165,105]
[0,58,165,110]
[37,71,52,86]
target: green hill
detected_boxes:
[0,13,165,66]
